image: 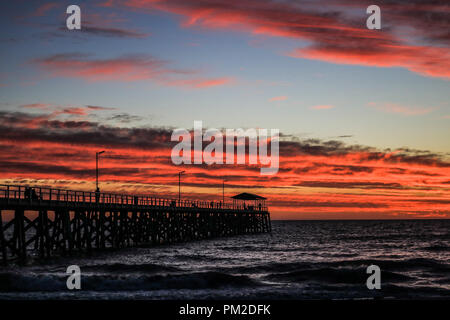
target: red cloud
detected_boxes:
[291,45,450,80]
[32,53,231,88]
[20,103,117,119]
[165,77,233,88]
[33,53,169,82]
[33,2,59,17]
[20,103,52,110]
[0,110,449,219]
[119,0,450,79]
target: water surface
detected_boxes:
[0,220,449,299]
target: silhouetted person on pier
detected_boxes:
[24,187,31,200]
[95,187,100,203]
[24,187,39,201]
[134,196,139,205]
[259,203,262,211]
[31,189,39,201]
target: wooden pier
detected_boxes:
[0,185,271,264]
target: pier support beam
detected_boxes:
[0,188,271,264]
[0,210,7,265]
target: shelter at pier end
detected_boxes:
[231,193,266,211]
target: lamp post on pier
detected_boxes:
[178,170,185,203]
[96,151,105,192]
[222,179,226,205]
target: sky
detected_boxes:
[0,0,449,219]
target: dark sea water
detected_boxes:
[0,220,449,300]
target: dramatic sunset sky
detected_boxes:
[0,0,449,219]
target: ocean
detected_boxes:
[0,220,449,300]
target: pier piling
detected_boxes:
[0,184,271,264]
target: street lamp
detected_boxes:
[222,179,226,204]
[178,170,185,203]
[96,151,105,192]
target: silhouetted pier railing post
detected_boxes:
[0,184,271,264]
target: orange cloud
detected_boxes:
[0,110,449,219]
[310,105,334,110]
[269,96,287,102]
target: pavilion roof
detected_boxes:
[231,193,266,200]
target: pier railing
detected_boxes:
[0,184,268,211]
[0,184,271,264]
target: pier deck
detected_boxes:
[0,185,271,264]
